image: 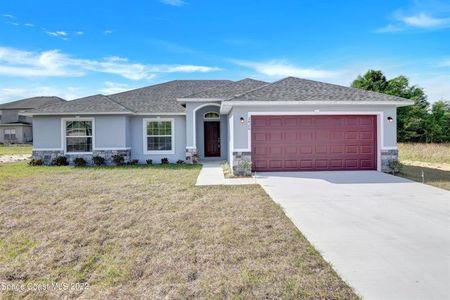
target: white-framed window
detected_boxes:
[143,118,175,154]
[204,112,220,120]
[62,118,94,154]
[4,128,16,141]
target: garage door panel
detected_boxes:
[251,115,377,171]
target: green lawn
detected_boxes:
[0,145,32,155]
[0,162,357,299]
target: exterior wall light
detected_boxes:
[387,116,394,123]
[240,117,245,124]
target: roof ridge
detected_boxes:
[223,77,290,101]
[180,80,239,99]
[103,94,136,113]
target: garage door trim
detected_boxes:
[246,111,382,171]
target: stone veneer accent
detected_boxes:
[232,151,252,176]
[185,147,198,164]
[380,148,399,173]
[32,149,131,165]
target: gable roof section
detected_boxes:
[25,94,133,115]
[225,77,413,104]
[179,78,268,100]
[0,96,65,110]
[108,80,232,113]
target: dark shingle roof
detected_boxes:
[26,94,132,114]
[108,80,232,113]
[0,96,65,110]
[226,77,412,103]
[180,78,268,99]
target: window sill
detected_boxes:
[144,150,175,155]
[65,152,93,155]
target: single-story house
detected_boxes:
[0,96,65,144]
[24,77,412,173]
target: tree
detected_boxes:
[351,70,432,143]
[426,101,450,143]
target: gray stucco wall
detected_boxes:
[32,115,129,150]
[229,105,398,150]
[129,115,186,163]
[195,105,228,160]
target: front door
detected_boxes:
[204,122,220,157]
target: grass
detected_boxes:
[0,145,32,156]
[398,143,450,164]
[398,165,450,191]
[397,143,450,190]
[0,162,357,299]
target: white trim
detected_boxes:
[135,112,186,116]
[177,98,223,103]
[93,147,131,151]
[22,112,133,116]
[142,118,175,155]
[192,103,221,148]
[32,148,64,151]
[381,146,398,150]
[228,114,234,166]
[186,146,197,149]
[61,117,95,155]
[233,148,251,152]
[246,112,385,172]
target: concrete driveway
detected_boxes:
[256,171,450,300]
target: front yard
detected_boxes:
[0,162,357,299]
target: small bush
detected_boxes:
[92,156,105,166]
[51,156,69,166]
[73,157,87,167]
[238,159,252,176]
[146,159,153,165]
[388,159,403,175]
[161,158,169,164]
[130,159,139,165]
[112,154,125,166]
[29,159,43,166]
[176,159,185,164]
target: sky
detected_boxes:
[0,0,449,104]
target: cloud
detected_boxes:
[0,46,221,80]
[99,81,134,94]
[400,13,449,28]
[231,59,337,79]
[24,23,34,27]
[159,0,186,6]
[104,30,113,35]
[374,24,405,33]
[76,31,83,35]
[46,31,67,37]
[1,14,14,18]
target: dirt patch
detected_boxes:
[402,160,450,171]
[0,154,31,164]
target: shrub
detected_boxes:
[388,159,403,175]
[92,156,105,166]
[130,159,139,165]
[73,157,87,167]
[176,159,185,164]
[51,156,69,166]
[112,154,125,166]
[238,159,252,176]
[29,159,43,166]
[161,158,169,164]
[146,159,153,165]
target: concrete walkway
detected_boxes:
[195,160,256,186]
[257,171,450,300]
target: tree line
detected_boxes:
[351,70,449,143]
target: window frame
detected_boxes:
[4,128,16,141]
[61,118,95,154]
[143,118,175,155]
[203,111,220,121]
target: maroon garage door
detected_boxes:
[251,115,377,171]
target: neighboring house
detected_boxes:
[0,96,65,144]
[25,77,412,173]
